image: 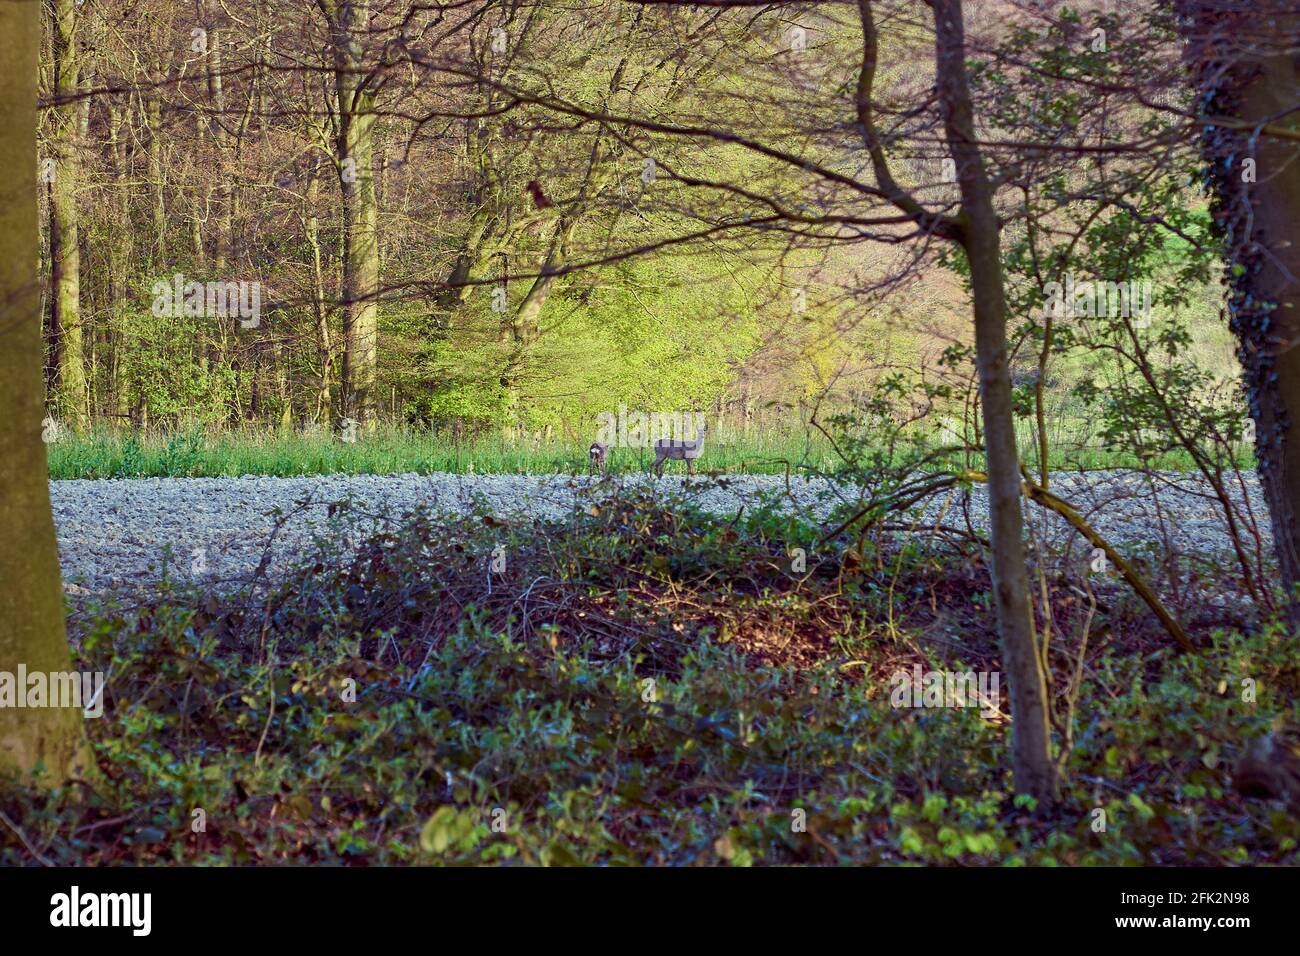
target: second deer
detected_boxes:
[651,422,707,476]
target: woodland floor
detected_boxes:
[2,481,1293,865]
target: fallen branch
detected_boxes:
[818,465,1195,653]
[1020,475,1196,653]
[816,471,978,546]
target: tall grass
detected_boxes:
[45,426,841,479]
[45,412,1247,480]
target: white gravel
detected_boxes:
[50,470,1272,594]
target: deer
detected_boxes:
[588,441,609,474]
[651,421,707,476]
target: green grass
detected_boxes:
[44,425,1246,480]
[45,427,839,479]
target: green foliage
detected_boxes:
[112,303,239,427]
[401,251,770,431]
[3,496,1296,865]
[953,7,1249,480]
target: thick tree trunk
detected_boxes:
[0,0,90,786]
[1180,2,1300,618]
[932,0,1057,803]
[512,218,575,347]
[325,0,379,425]
[436,203,496,316]
[48,0,85,428]
[435,120,505,318]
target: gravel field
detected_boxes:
[51,470,1271,594]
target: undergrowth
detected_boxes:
[2,491,1295,865]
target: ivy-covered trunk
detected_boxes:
[1180,2,1300,617]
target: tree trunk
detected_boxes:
[48,0,86,429]
[0,0,91,786]
[145,95,166,264]
[932,0,1057,803]
[208,26,232,273]
[305,159,333,425]
[105,103,131,418]
[436,202,496,317]
[1179,1,1300,618]
[519,217,578,345]
[325,0,379,425]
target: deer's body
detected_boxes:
[588,441,609,474]
[651,423,707,476]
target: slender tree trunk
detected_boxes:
[105,103,131,418]
[208,25,231,272]
[0,0,91,786]
[145,95,166,264]
[278,341,293,435]
[249,343,261,420]
[932,0,1057,803]
[191,190,205,264]
[1179,1,1300,619]
[48,0,85,429]
[305,159,333,425]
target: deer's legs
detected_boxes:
[688,459,695,476]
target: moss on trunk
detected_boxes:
[0,0,91,787]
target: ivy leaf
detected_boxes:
[420,806,459,854]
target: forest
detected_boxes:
[3,0,1300,880]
